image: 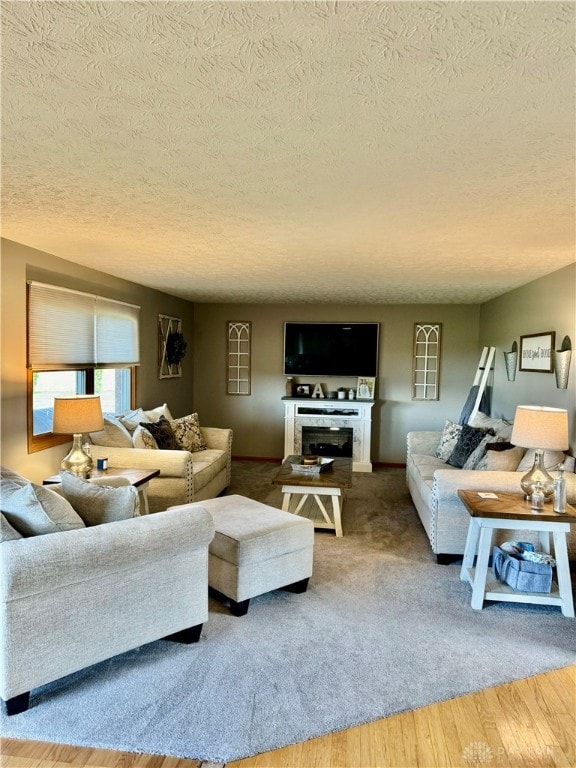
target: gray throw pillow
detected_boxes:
[1,513,24,541]
[61,471,140,525]
[1,482,86,536]
[89,415,133,447]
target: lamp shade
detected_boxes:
[510,406,568,450]
[52,395,104,434]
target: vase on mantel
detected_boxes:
[285,377,294,397]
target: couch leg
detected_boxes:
[4,691,30,715]
[436,553,461,565]
[164,624,203,644]
[282,577,310,594]
[230,599,250,617]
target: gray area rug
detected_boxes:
[2,462,575,762]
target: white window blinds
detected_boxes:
[28,282,140,369]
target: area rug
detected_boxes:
[2,463,575,763]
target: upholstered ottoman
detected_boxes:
[197,494,314,616]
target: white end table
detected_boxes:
[458,490,575,618]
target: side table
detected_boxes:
[458,490,575,618]
[44,467,160,515]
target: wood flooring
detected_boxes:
[2,664,574,768]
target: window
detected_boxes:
[27,282,140,452]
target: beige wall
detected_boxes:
[1,238,196,482]
[480,263,576,453]
[193,303,482,463]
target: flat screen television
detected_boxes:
[283,322,379,377]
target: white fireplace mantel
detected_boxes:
[283,398,374,472]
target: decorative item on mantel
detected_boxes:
[285,377,294,397]
[503,341,518,382]
[554,336,572,390]
[312,383,324,399]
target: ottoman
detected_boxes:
[197,494,314,616]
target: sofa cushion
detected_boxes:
[144,403,173,422]
[469,411,513,441]
[0,513,23,541]
[89,415,133,447]
[516,449,568,473]
[140,415,180,450]
[435,421,463,461]
[60,471,140,525]
[191,449,227,486]
[118,407,150,432]
[1,482,86,536]
[132,424,159,449]
[447,425,493,468]
[170,413,207,452]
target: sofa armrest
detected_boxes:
[0,506,214,600]
[89,446,191,477]
[433,469,527,503]
[407,431,441,457]
[200,427,233,453]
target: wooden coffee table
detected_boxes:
[458,489,575,617]
[272,456,352,537]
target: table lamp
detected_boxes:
[510,405,569,499]
[52,395,104,476]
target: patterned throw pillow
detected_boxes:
[132,424,158,449]
[447,425,493,468]
[140,416,180,450]
[170,413,207,452]
[462,432,498,470]
[435,421,463,461]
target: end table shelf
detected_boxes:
[458,489,575,618]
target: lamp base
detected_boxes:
[61,434,93,478]
[519,449,554,500]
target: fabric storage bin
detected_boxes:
[492,546,553,593]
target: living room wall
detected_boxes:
[192,303,483,463]
[1,238,196,482]
[480,263,576,453]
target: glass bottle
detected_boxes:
[531,481,545,511]
[553,464,567,514]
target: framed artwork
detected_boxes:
[158,315,186,379]
[356,376,375,400]
[227,321,251,395]
[519,332,555,373]
[412,323,441,400]
[295,383,311,397]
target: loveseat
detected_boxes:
[87,405,233,513]
[406,414,576,562]
[0,467,215,714]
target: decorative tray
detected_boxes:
[289,457,335,474]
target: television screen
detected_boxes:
[284,322,379,377]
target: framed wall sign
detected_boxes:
[519,332,555,373]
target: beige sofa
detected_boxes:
[0,467,215,714]
[87,407,233,512]
[407,429,576,563]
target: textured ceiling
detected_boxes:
[1,1,575,304]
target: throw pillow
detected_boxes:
[1,513,23,541]
[462,431,498,470]
[118,407,150,433]
[132,424,158,449]
[89,415,133,448]
[447,425,493,468]
[435,421,463,461]
[170,413,207,452]
[140,415,180,450]
[144,403,173,422]
[485,446,526,471]
[516,449,567,473]
[469,411,513,441]
[1,482,86,536]
[60,472,140,525]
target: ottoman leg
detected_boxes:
[230,598,251,617]
[283,577,310,594]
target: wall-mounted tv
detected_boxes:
[284,322,379,377]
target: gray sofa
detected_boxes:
[0,469,215,715]
[406,430,576,562]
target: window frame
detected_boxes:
[27,366,137,453]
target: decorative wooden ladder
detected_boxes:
[460,346,496,424]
